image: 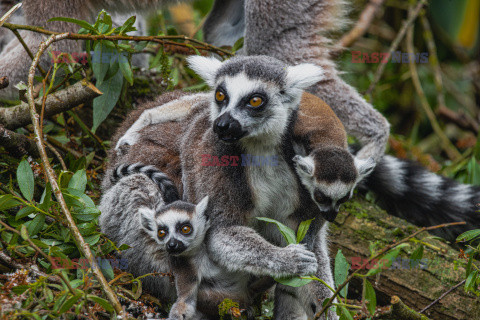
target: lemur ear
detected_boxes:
[187,56,223,87]
[139,207,157,238]
[292,155,314,176]
[285,64,324,90]
[354,157,376,182]
[195,196,210,220]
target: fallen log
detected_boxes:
[331,197,480,320]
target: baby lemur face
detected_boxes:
[187,55,324,145]
[293,148,375,222]
[140,197,209,256]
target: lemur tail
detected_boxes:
[111,163,180,204]
[359,155,480,241]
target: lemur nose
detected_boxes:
[166,239,186,254]
[213,112,246,142]
[214,113,233,133]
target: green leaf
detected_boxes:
[119,15,136,34]
[53,292,68,312]
[296,218,314,244]
[26,213,45,236]
[256,217,296,244]
[68,169,87,193]
[12,285,30,295]
[409,245,424,268]
[466,157,480,186]
[340,306,354,320]
[17,160,34,201]
[334,250,350,298]
[48,17,96,32]
[15,206,36,220]
[134,41,148,51]
[84,234,101,246]
[92,68,123,132]
[364,279,376,315]
[366,246,405,277]
[58,294,82,314]
[120,58,134,85]
[99,258,114,280]
[465,270,478,292]
[20,225,29,240]
[39,183,52,211]
[456,229,480,242]
[92,41,111,84]
[0,194,22,211]
[274,276,312,287]
[87,295,114,312]
[232,37,244,53]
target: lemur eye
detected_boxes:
[181,224,192,235]
[215,91,225,102]
[314,190,331,206]
[157,229,167,239]
[249,96,263,108]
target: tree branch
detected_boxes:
[0,79,101,130]
[0,124,44,157]
[26,33,124,317]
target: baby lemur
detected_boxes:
[101,163,266,320]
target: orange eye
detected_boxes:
[249,96,263,108]
[181,225,192,234]
[158,229,167,239]
[215,91,225,102]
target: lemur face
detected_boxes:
[140,197,209,256]
[293,148,375,222]
[186,55,325,144]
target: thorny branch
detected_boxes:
[25,33,124,317]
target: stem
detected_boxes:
[25,33,124,317]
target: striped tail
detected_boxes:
[359,155,480,241]
[111,163,180,204]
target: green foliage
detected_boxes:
[334,250,350,298]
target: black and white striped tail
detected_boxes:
[359,155,480,241]
[112,163,180,204]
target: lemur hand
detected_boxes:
[168,300,196,320]
[283,244,318,276]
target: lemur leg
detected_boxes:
[203,0,245,47]
[168,256,199,320]
[273,223,338,320]
[0,0,87,99]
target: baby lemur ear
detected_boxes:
[186,56,223,87]
[195,196,210,220]
[139,207,157,238]
[285,64,324,91]
[354,157,376,182]
[292,155,314,176]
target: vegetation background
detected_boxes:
[0,0,479,319]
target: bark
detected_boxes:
[332,198,479,320]
[0,79,101,130]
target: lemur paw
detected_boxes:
[284,243,318,276]
[168,301,196,320]
[115,131,139,150]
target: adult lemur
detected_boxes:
[104,55,346,319]
[0,0,388,164]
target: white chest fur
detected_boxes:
[246,155,300,222]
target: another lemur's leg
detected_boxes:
[168,256,199,320]
[273,223,338,320]
[202,0,245,47]
[0,0,88,99]
[243,0,390,163]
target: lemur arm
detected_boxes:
[168,256,199,320]
[116,93,209,149]
[206,225,318,278]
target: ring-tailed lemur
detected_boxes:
[101,164,272,319]
[115,89,375,222]
[105,55,341,319]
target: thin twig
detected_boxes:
[365,0,428,96]
[2,22,232,57]
[44,140,67,171]
[405,20,461,160]
[313,221,466,319]
[25,33,124,317]
[418,280,466,314]
[336,0,386,49]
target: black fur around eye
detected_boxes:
[337,194,350,205]
[157,228,167,239]
[180,224,193,235]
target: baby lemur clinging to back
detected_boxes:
[101,163,267,320]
